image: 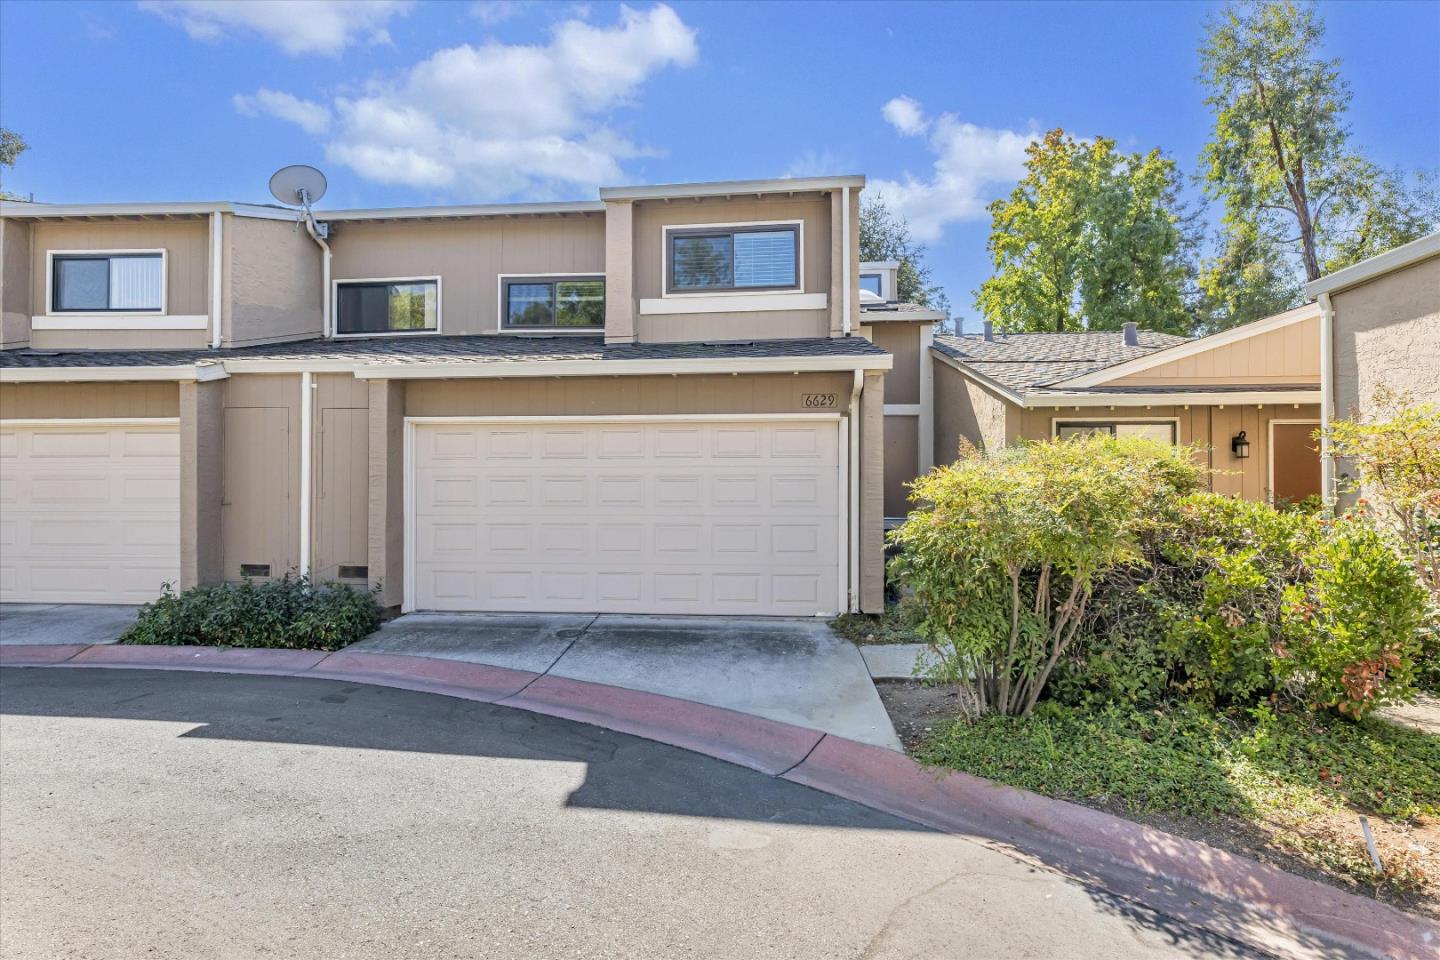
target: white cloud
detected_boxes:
[246,4,697,198]
[469,1,530,25]
[881,96,927,137]
[139,0,413,57]
[870,98,1036,243]
[233,89,332,135]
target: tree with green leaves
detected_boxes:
[858,194,949,315]
[1198,1,1438,325]
[975,129,1192,334]
[0,127,27,200]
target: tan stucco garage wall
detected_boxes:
[1331,254,1440,416]
[932,358,1013,464]
[0,381,179,419]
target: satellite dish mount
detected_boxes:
[268,164,330,237]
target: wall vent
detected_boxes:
[338,565,369,580]
[239,564,271,578]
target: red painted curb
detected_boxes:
[500,673,824,777]
[67,645,330,674]
[306,652,536,703]
[783,734,1437,960]
[0,644,89,666]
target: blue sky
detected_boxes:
[2,0,1437,332]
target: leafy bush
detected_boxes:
[890,434,1208,717]
[122,574,382,651]
[1060,493,1429,718]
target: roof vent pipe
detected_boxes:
[1123,321,1138,346]
[983,320,994,342]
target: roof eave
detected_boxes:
[1302,231,1440,298]
[1024,388,1322,408]
[599,175,866,202]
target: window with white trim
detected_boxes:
[859,273,883,296]
[667,224,800,293]
[1054,420,1177,444]
[335,280,438,335]
[503,276,604,329]
[51,253,163,312]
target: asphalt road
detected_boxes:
[0,668,1258,960]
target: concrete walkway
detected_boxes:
[0,605,138,646]
[346,613,902,750]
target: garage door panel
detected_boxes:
[411,418,842,615]
[0,423,180,604]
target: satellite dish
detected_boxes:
[268,164,328,207]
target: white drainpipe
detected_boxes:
[1317,292,1336,510]
[848,369,863,611]
[299,371,314,578]
[301,213,332,337]
[841,186,851,336]
[209,212,223,349]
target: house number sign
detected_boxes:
[801,393,839,408]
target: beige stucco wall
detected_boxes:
[629,193,832,344]
[0,381,179,418]
[26,218,211,351]
[1110,315,1320,386]
[932,358,1012,463]
[221,374,301,582]
[1,217,31,349]
[326,215,605,337]
[1331,254,1440,417]
[224,214,323,346]
[869,322,921,404]
[883,414,919,518]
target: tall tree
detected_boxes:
[975,129,1192,334]
[858,194,949,315]
[1199,1,1438,324]
[0,127,27,200]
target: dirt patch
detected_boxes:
[873,679,1439,919]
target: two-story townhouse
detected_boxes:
[0,176,892,617]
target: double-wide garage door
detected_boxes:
[0,421,180,604]
[410,418,843,616]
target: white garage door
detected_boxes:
[0,421,181,604]
[410,418,844,616]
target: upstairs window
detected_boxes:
[336,279,438,335]
[667,224,800,293]
[503,276,604,329]
[51,252,163,313]
[859,273,883,296]
[1055,420,1177,444]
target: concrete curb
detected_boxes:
[2,644,1434,960]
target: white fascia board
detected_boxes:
[600,175,866,202]
[318,201,604,221]
[859,260,900,271]
[929,349,1026,405]
[1302,231,1440,298]
[350,354,892,380]
[1053,303,1322,389]
[0,363,228,383]
[0,200,298,221]
[1027,389,1321,408]
[220,358,372,374]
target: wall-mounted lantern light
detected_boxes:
[1231,430,1251,459]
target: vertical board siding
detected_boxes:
[1109,316,1321,385]
[313,373,370,581]
[221,375,300,580]
[0,382,180,418]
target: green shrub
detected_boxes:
[122,574,382,651]
[890,434,1209,717]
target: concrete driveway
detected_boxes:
[346,613,902,750]
[0,668,1254,960]
[0,604,138,646]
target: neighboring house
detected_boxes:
[856,260,945,523]
[1302,231,1440,506]
[929,308,1326,504]
[0,176,894,616]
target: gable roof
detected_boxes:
[931,329,1188,395]
[1302,230,1440,298]
[1050,302,1321,389]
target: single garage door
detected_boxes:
[0,420,181,604]
[410,418,843,616]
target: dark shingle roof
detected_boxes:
[931,330,1188,395]
[0,334,886,369]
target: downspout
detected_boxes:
[301,210,332,338]
[918,323,934,474]
[209,212,223,349]
[1317,292,1336,511]
[299,371,314,578]
[848,369,862,612]
[841,186,851,336]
